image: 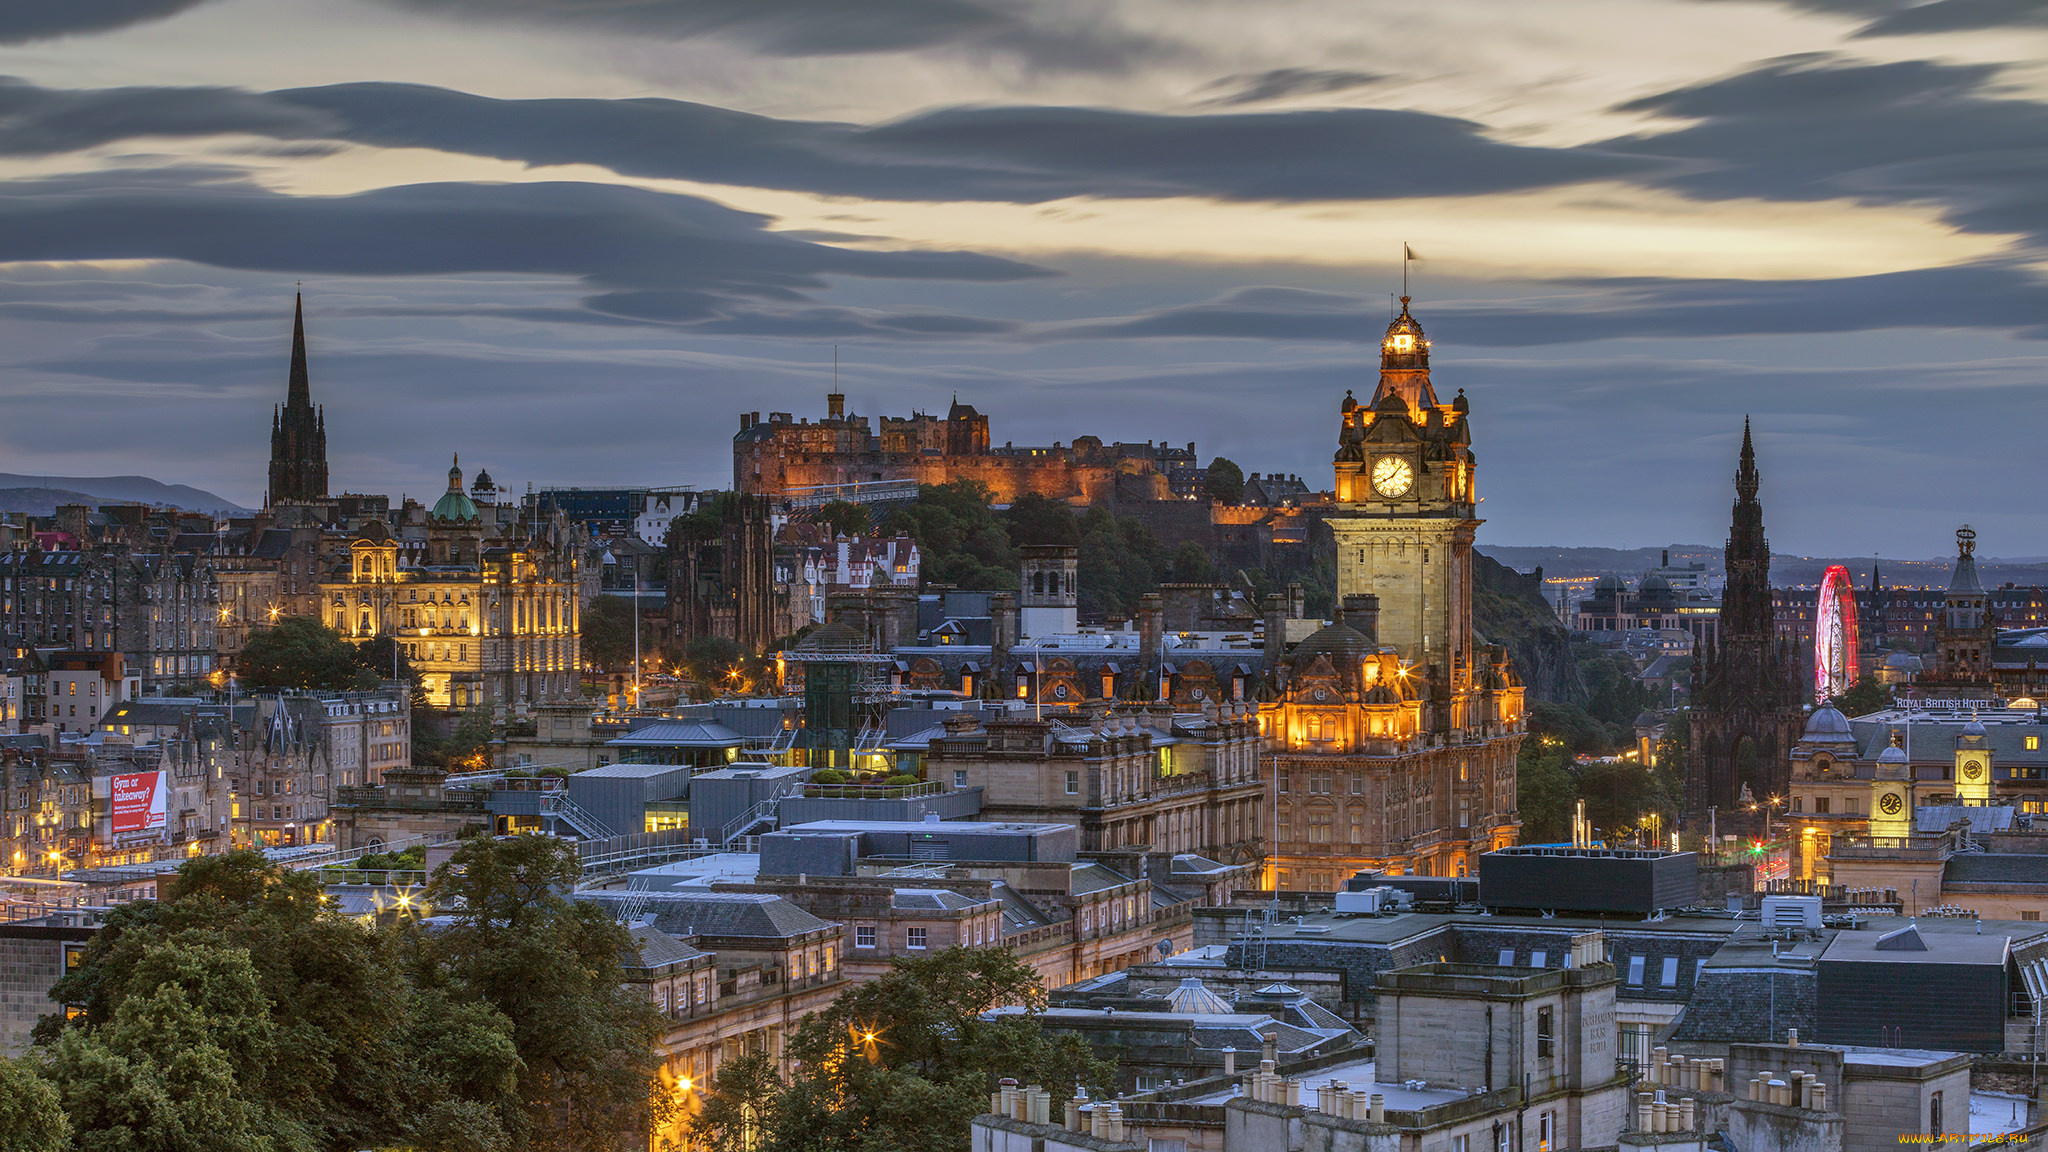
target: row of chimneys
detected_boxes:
[1645,1048,1726,1092]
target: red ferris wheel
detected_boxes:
[1815,564,1861,704]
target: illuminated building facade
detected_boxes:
[317,459,581,709]
[1262,298,1526,889]
[732,394,1193,505]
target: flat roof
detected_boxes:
[572,761,699,779]
[778,819,1070,835]
[1183,1057,1464,1110]
[1821,923,2013,966]
[1238,910,1749,947]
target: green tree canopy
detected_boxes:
[705,948,1113,1152]
[878,481,1016,590]
[580,594,638,671]
[1203,457,1246,504]
[418,835,667,1151]
[0,1055,67,1152]
[812,501,872,539]
[1831,675,1890,718]
[1000,493,1079,547]
[235,617,373,692]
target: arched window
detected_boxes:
[1032,572,1045,595]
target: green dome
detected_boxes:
[432,453,480,522]
[432,488,479,522]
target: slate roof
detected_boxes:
[605,720,746,748]
[635,892,834,940]
[1915,805,2016,834]
[1070,862,1135,895]
[1945,854,2048,886]
[624,923,712,970]
[892,888,987,911]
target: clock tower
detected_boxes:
[1328,297,1480,712]
[1955,716,1992,806]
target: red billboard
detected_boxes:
[111,771,167,834]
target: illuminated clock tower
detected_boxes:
[1955,717,1992,806]
[1328,297,1481,711]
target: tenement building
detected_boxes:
[1264,297,1526,889]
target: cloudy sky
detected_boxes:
[0,0,2043,556]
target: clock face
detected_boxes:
[1371,456,1414,498]
[1963,758,1983,780]
[1879,792,1904,815]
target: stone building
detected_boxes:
[732,394,1187,506]
[1264,298,1526,889]
[317,461,582,709]
[923,704,1265,865]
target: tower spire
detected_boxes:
[287,292,310,409]
[267,292,329,506]
[1735,415,1758,502]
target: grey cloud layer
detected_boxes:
[0,0,206,44]
[0,169,1046,326]
[0,77,1649,203]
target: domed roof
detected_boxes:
[1803,706,1852,738]
[432,488,480,522]
[431,453,480,522]
[471,468,494,490]
[1640,573,1671,593]
[1595,574,1626,593]
[1877,741,1910,764]
[1290,621,1375,666]
[1964,716,1987,737]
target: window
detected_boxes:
[1846,796,1860,815]
[1627,955,1645,984]
[1539,1111,1554,1151]
[1453,1137,1470,1152]
[1791,797,1802,812]
[1660,957,1680,987]
[1816,797,1829,814]
[2025,911,2041,922]
[954,770,968,789]
[1499,949,1515,966]
[1529,951,1546,968]
[906,927,928,950]
[855,926,875,948]
[2030,737,2041,751]
[1064,771,1079,795]
[659,986,671,1014]
[1931,1092,1943,1135]
[1537,1007,1554,1059]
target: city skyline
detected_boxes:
[0,0,2045,554]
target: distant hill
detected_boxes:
[0,474,248,515]
[1478,544,2048,590]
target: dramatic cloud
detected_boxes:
[1043,261,2048,345]
[0,0,207,44]
[0,77,1651,204]
[1196,68,1386,108]
[0,168,1047,325]
[1610,54,2048,254]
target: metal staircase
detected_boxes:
[542,791,617,840]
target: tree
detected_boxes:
[419,835,667,1151]
[1515,738,1577,844]
[812,501,871,539]
[687,1051,783,1152]
[236,617,372,692]
[1165,541,1217,584]
[43,941,316,1152]
[878,481,1015,590]
[1000,493,1079,547]
[355,634,427,706]
[0,1055,67,1152]
[1203,457,1246,504]
[756,948,1113,1152]
[1832,675,1889,718]
[581,595,638,671]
